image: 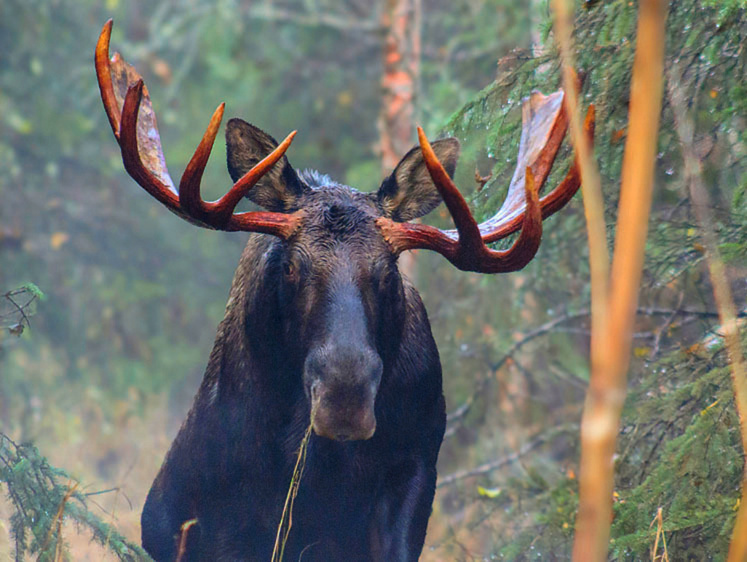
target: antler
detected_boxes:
[94,20,302,237]
[378,91,595,274]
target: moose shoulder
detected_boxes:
[96,20,593,562]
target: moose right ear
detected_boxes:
[226,119,306,212]
[377,138,461,222]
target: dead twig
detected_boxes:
[445,306,736,431]
[445,309,591,435]
[1,287,41,334]
[648,292,685,361]
[650,507,670,562]
[438,423,578,488]
[474,167,492,192]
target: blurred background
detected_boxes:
[1,0,745,559]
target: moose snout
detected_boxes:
[305,345,382,441]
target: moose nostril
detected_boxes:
[310,380,321,402]
[336,433,351,442]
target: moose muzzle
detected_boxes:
[305,344,382,441]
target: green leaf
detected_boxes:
[477,485,503,499]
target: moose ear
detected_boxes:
[226,118,306,212]
[377,138,460,222]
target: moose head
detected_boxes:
[222,118,463,441]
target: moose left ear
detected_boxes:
[377,138,460,222]
[226,118,306,212]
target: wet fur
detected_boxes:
[141,172,447,561]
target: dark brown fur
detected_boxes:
[141,119,460,561]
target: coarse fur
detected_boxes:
[141,119,460,561]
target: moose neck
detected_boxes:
[206,236,296,400]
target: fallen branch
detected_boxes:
[438,424,578,488]
[247,6,382,32]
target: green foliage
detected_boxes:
[429,0,746,559]
[0,432,150,561]
[611,362,741,558]
[483,339,743,560]
[442,0,747,226]
[19,283,45,301]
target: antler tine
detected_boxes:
[535,104,595,218]
[482,166,543,272]
[410,136,545,273]
[415,128,544,272]
[417,127,483,251]
[179,103,226,220]
[96,19,303,238]
[213,130,297,223]
[179,105,298,227]
[468,90,568,243]
[95,20,121,139]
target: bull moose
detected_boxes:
[95,19,593,562]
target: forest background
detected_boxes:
[1,0,745,559]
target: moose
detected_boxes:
[95,20,593,562]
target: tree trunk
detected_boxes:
[378,0,420,279]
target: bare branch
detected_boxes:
[445,306,736,431]
[438,424,578,488]
[648,292,685,361]
[1,287,41,335]
[247,7,383,32]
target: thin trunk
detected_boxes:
[554,0,670,558]
[379,0,420,279]
[665,64,747,562]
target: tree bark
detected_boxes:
[378,0,420,279]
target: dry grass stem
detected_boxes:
[101,484,122,556]
[562,0,670,559]
[650,507,670,562]
[271,409,316,562]
[175,518,198,562]
[665,64,747,562]
[41,480,78,561]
